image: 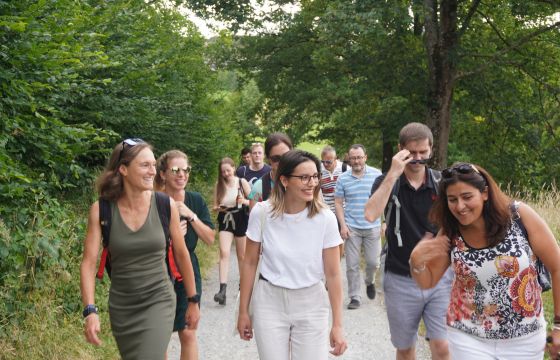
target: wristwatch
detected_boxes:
[82,304,98,318]
[187,213,198,223]
[187,294,200,303]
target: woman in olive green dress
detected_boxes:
[80,139,200,359]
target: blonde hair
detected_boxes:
[269,150,326,218]
[154,150,189,191]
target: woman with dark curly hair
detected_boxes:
[410,162,560,360]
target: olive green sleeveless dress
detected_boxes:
[108,193,176,360]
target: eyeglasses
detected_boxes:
[170,166,192,175]
[321,160,334,165]
[442,163,480,178]
[117,138,145,163]
[287,174,320,185]
[269,155,282,163]
[348,156,365,161]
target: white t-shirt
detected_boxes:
[246,201,343,289]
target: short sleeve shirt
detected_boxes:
[236,164,271,188]
[246,201,342,289]
[248,177,274,202]
[184,191,214,252]
[320,161,346,214]
[335,165,382,229]
[370,170,438,276]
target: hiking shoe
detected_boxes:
[367,283,376,300]
[347,299,360,310]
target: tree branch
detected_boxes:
[457,0,481,38]
[455,20,560,80]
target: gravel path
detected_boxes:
[167,253,430,360]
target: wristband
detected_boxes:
[82,304,98,318]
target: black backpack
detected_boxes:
[96,191,180,281]
[384,169,442,248]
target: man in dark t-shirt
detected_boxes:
[236,142,270,188]
[365,122,452,360]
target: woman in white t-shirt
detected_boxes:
[237,149,347,359]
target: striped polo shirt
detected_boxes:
[335,165,381,229]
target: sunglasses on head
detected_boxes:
[170,166,192,175]
[442,163,480,178]
[117,138,145,163]
[269,155,282,163]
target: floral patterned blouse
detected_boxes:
[447,218,545,339]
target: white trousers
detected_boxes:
[252,279,330,360]
[448,326,546,360]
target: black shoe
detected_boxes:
[367,283,376,300]
[214,283,227,305]
[347,299,360,310]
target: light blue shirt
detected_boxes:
[335,165,382,229]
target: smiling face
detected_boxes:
[281,160,319,205]
[161,156,189,192]
[446,181,488,227]
[120,147,157,191]
[220,162,235,180]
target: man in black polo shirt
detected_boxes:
[365,123,452,360]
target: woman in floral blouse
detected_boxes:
[409,162,560,360]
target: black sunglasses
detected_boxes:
[321,160,334,165]
[442,163,480,178]
[409,158,430,165]
[269,155,282,163]
[117,138,145,163]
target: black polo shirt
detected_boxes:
[370,169,438,276]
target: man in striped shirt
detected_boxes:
[320,145,347,216]
[334,144,382,309]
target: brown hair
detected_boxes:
[214,157,236,207]
[269,150,326,218]
[264,132,293,158]
[399,122,433,147]
[429,163,511,247]
[154,150,189,191]
[96,140,153,201]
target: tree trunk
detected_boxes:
[423,0,458,169]
[382,132,393,173]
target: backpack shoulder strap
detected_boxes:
[342,162,347,172]
[510,201,528,239]
[261,172,272,201]
[429,169,442,195]
[99,197,112,248]
[97,197,112,279]
[155,191,171,247]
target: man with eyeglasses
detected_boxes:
[364,122,451,360]
[320,145,348,218]
[248,133,293,208]
[334,144,382,310]
[236,143,271,188]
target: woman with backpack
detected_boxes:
[80,139,200,360]
[155,150,215,360]
[409,162,560,360]
[237,150,347,359]
[213,157,252,305]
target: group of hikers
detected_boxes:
[80,122,560,360]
